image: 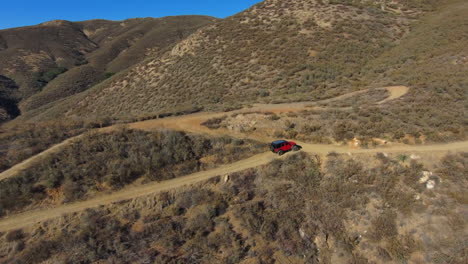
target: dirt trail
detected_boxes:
[377,86,409,104]
[0,86,411,181]
[1,85,467,231]
[1,140,466,232]
[0,152,276,232]
[0,86,408,182]
[0,136,86,181]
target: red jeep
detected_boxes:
[270,140,302,156]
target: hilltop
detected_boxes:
[0,15,217,121]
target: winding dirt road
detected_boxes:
[0,86,409,182]
[1,86,467,232]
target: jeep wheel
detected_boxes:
[278,150,285,156]
[293,145,300,151]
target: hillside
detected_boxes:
[36,0,423,117]
[0,129,263,217]
[1,150,466,263]
[214,0,466,145]
[22,0,466,142]
[0,16,217,121]
[26,0,428,115]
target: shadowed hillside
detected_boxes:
[0,75,20,122]
[0,16,217,122]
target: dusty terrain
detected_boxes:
[0,86,412,182]
[1,85,467,232]
[0,1,466,262]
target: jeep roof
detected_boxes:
[271,140,288,146]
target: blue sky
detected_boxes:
[0,0,263,30]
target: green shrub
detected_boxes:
[6,229,24,242]
[104,72,115,79]
[34,67,68,88]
